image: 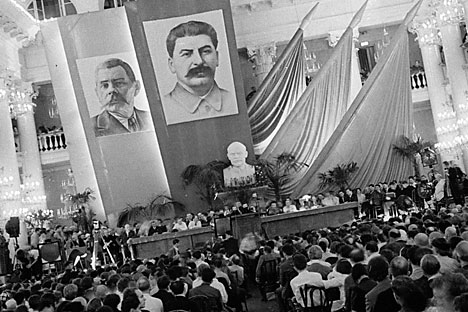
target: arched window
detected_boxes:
[27,0,77,21]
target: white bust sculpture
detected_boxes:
[223,141,256,187]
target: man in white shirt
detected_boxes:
[283,198,298,213]
[137,277,163,312]
[172,217,188,232]
[290,253,324,307]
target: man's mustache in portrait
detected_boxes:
[186,65,213,78]
[106,92,128,106]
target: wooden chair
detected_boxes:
[298,285,333,312]
[189,295,220,312]
[258,258,280,300]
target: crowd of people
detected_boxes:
[1,163,468,312]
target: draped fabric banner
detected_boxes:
[248,31,306,155]
[292,1,423,198]
[248,3,319,155]
[260,10,363,196]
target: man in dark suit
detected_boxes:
[188,267,223,312]
[366,256,396,312]
[152,275,175,310]
[166,280,191,311]
[92,58,152,137]
[222,231,239,257]
[167,239,180,260]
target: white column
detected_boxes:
[0,77,22,222]
[410,19,458,163]
[247,42,277,86]
[16,85,47,212]
[433,0,468,170]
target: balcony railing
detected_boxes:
[38,131,67,153]
[411,71,427,90]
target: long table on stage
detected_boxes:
[129,227,213,259]
[129,202,356,258]
[261,202,357,238]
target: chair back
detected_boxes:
[260,258,279,285]
[299,285,331,312]
[189,295,219,312]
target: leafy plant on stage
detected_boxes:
[256,152,305,201]
[393,135,433,177]
[117,195,185,227]
[66,187,96,233]
[181,160,227,209]
[318,162,359,190]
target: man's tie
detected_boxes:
[128,116,139,132]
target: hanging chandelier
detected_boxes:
[0,68,36,119]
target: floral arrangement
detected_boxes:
[24,209,54,229]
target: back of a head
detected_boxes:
[106,274,120,290]
[63,284,79,301]
[454,293,468,312]
[116,277,130,293]
[414,233,429,247]
[137,277,150,292]
[282,244,295,257]
[169,280,185,295]
[455,241,468,262]
[29,294,41,311]
[368,256,389,282]
[87,298,103,312]
[391,276,427,312]
[431,273,468,299]
[365,241,378,253]
[121,290,139,312]
[308,245,323,260]
[390,256,409,278]
[293,253,308,271]
[335,259,352,275]
[350,249,365,263]
[156,275,171,290]
[351,263,369,283]
[421,254,440,276]
[201,268,216,283]
[103,294,120,309]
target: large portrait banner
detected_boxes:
[143,9,239,126]
[76,52,154,138]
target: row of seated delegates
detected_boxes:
[0,230,251,312]
[249,204,468,312]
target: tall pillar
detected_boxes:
[15,84,47,212]
[410,18,459,163]
[433,0,468,170]
[0,73,22,222]
[247,42,277,86]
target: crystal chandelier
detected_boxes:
[0,69,36,119]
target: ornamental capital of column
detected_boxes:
[430,0,465,27]
[409,18,442,47]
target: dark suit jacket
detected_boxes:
[365,278,391,312]
[373,288,400,312]
[188,283,223,311]
[165,295,192,311]
[92,108,152,137]
[152,290,175,309]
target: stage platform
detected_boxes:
[129,202,357,259]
